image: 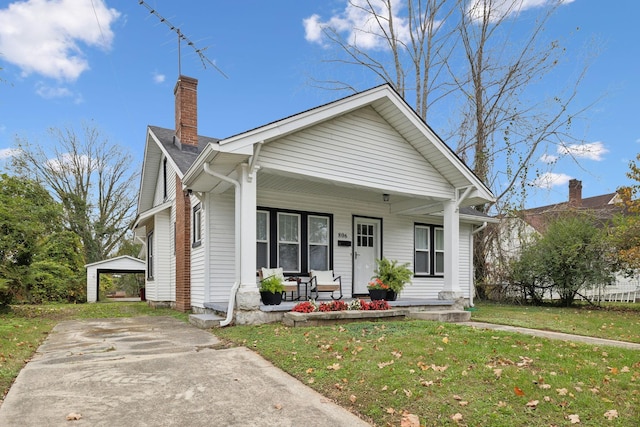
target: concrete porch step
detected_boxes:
[408,310,471,322]
[189,313,225,329]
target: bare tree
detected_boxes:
[11,124,139,264]
[308,0,595,210]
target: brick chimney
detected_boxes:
[568,179,582,207]
[174,75,198,150]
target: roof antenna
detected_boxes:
[138,0,228,79]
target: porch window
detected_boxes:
[414,224,444,276]
[192,203,202,246]
[278,213,300,272]
[256,211,269,269]
[414,225,430,274]
[147,231,154,279]
[308,215,329,270]
[257,207,333,274]
[434,228,444,275]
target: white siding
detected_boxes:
[207,191,236,303]
[259,107,452,198]
[191,195,205,307]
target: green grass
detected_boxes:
[471,302,640,344]
[0,302,186,401]
[215,320,640,426]
[2,302,639,425]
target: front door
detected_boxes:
[353,217,381,295]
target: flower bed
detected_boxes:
[292,299,389,313]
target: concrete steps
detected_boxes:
[189,313,225,329]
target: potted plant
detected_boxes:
[259,275,285,305]
[373,258,412,301]
[367,278,389,301]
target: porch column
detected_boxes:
[236,163,261,310]
[439,200,462,300]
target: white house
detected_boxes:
[133,76,495,324]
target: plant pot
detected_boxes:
[386,290,397,301]
[368,289,387,301]
[260,291,283,305]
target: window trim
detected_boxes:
[256,210,270,270]
[147,231,154,280]
[308,215,330,271]
[277,212,301,273]
[192,203,202,247]
[414,223,444,277]
[434,227,444,275]
[258,207,333,275]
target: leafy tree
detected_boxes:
[509,213,614,306]
[609,153,640,275]
[0,174,63,304]
[10,123,139,264]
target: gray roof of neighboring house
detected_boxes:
[148,125,219,175]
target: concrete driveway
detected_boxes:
[0,316,370,427]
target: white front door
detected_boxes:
[353,217,381,295]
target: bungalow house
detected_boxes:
[133,75,495,324]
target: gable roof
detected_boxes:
[521,192,623,233]
[183,84,494,208]
[136,126,219,215]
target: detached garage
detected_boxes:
[85,256,146,302]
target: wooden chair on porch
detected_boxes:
[259,267,301,301]
[309,270,342,300]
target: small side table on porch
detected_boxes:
[283,277,302,301]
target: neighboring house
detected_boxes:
[488,179,637,301]
[133,75,496,324]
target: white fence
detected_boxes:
[578,278,639,303]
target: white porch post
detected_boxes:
[235,163,260,310]
[439,200,462,300]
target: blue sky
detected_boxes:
[0,0,638,209]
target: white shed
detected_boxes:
[85,256,146,302]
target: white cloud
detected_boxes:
[557,141,608,161]
[539,153,558,164]
[0,147,20,159]
[152,71,166,84]
[46,153,92,173]
[35,82,73,99]
[0,0,120,81]
[303,0,414,50]
[467,0,575,23]
[530,172,572,189]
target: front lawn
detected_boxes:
[471,302,640,344]
[215,319,639,426]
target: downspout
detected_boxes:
[203,161,241,327]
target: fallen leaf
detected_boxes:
[333,383,343,390]
[568,414,580,424]
[403,389,413,397]
[307,378,315,384]
[556,388,568,396]
[621,366,630,373]
[539,384,551,389]
[451,413,463,423]
[442,337,449,344]
[497,401,507,407]
[401,412,420,427]
[526,400,539,408]
[349,395,357,403]
[306,368,314,374]
[514,386,525,396]
[494,368,503,378]
[603,409,618,420]
[327,363,341,371]
[381,385,388,391]
[385,407,396,414]
[544,396,552,402]
[274,404,283,410]
[392,350,403,358]
[431,364,448,372]
[421,380,434,387]
[66,413,82,421]
[459,401,469,407]
[609,367,619,375]
[378,360,394,369]
[453,394,463,401]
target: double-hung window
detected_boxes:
[278,213,300,272]
[147,231,154,279]
[308,215,329,271]
[414,224,444,276]
[257,208,332,274]
[256,210,269,269]
[192,203,202,246]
